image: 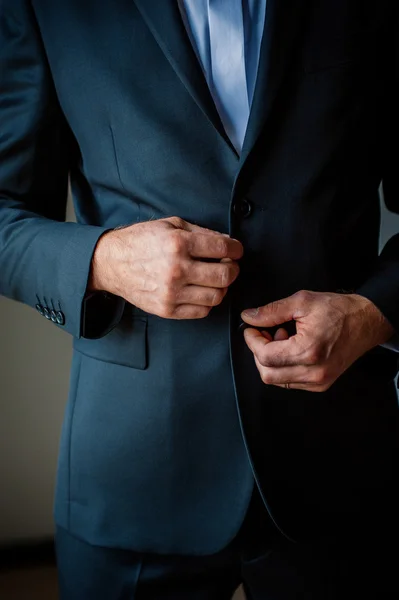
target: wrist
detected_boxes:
[351,293,395,348]
[87,230,116,293]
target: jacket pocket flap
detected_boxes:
[73,306,148,370]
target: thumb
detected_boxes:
[241,296,297,327]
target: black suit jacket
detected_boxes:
[0,0,398,554]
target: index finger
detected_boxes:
[243,328,304,368]
[187,232,244,261]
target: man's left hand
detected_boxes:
[241,290,395,392]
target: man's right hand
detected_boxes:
[88,217,243,319]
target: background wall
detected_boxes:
[0,196,75,543]
[1,193,398,544]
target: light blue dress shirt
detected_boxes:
[177,0,267,154]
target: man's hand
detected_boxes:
[240,290,395,392]
[88,217,243,319]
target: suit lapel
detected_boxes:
[134,0,308,172]
[133,0,238,157]
[237,0,308,172]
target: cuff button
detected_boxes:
[35,303,44,317]
[56,311,65,326]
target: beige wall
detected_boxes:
[0,297,72,541]
[0,196,75,542]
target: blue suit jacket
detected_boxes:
[1,0,398,554]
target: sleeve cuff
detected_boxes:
[380,331,399,353]
[81,291,126,339]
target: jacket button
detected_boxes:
[50,310,57,323]
[233,197,252,218]
[237,318,250,332]
[43,306,51,319]
[56,311,65,326]
[35,303,44,316]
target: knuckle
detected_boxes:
[217,239,229,258]
[229,263,240,283]
[221,264,236,287]
[268,300,281,315]
[165,231,186,255]
[294,289,311,303]
[211,289,224,306]
[261,371,273,385]
[306,347,321,364]
[158,304,173,319]
[219,267,229,288]
[168,216,185,229]
[160,286,175,306]
[313,367,329,385]
[165,262,184,283]
[168,304,183,319]
[257,351,268,367]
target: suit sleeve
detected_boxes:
[0,2,125,339]
[354,9,399,350]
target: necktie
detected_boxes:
[207,0,249,153]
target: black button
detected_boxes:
[237,320,268,335]
[43,306,51,319]
[238,319,250,333]
[35,303,44,316]
[233,197,252,218]
[50,310,57,323]
[56,311,65,326]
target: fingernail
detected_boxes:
[242,308,259,318]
